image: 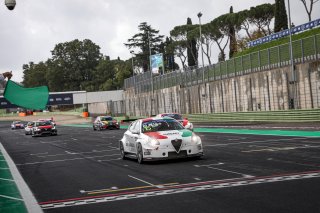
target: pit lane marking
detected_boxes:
[83,183,179,195]
[128,175,155,186]
[194,163,253,178]
[33,149,118,158]
[204,138,302,147]
[39,170,320,209]
[16,154,120,166]
[30,152,49,156]
[267,158,320,168]
[242,145,320,153]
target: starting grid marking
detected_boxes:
[39,170,320,209]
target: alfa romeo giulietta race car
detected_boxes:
[119,117,203,163]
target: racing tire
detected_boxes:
[119,142,127,160]
[137,143,144,164]
[93,126,96,131]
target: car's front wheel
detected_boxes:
[137,143,144,164]
[119,142,126,160]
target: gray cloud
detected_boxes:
[0,0,319,82]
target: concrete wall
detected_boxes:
[123,61,320,116]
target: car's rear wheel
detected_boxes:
[137,143,144,164]
[119,142,126,160]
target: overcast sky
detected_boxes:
[0,0,319,82]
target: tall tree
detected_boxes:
[274,0,288,32]
[22,62,48,87]
[49,39,102,91]
[207,20,229,62]
[164,37,179,72]
[229,6,237,58]
[170,24,197,68]
[210,10,242,60]
[124,22,164,72]
[249,3,275,35]
[186,18,198,67]
[299,0,319,21]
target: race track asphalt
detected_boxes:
[1,121,320,213]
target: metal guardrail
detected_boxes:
[124,34,320,92]
[185,109,320,123]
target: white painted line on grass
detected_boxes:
[0,177,14,182]
[0,194,24,201]
[0,143,43,213]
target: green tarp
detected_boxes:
[4,80,49,110]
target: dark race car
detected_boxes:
[155,113,193,131]
[93,116,120,131]
[11,121,25,130]
[31,120,57,137]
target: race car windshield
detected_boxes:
[163,114,182,120]
[38,121,52,126]
[101,117,113,121]
[142,120,184,133]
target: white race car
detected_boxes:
[119,117,203,164]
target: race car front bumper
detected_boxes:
[142,145,203,161]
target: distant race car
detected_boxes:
[24,121,35,135]
[11,121,25,130]
[155,113,193,131]
[119,117,203,164]
[93,116,120,131]
[31,120,57,137]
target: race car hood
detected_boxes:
[39,125,52,129]
[143,129,192,140]
[101,120,117,125]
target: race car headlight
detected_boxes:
[149,138,160,146]
[191,133,201,144]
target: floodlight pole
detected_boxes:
[198,12,205,83]
[130,50,135,77]
[287,0,296,109]
[149,31,154,116]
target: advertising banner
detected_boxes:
[150,53,164,75]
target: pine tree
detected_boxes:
[186,18,198,67]
[274,0,288,32]
[229,6,237,58]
